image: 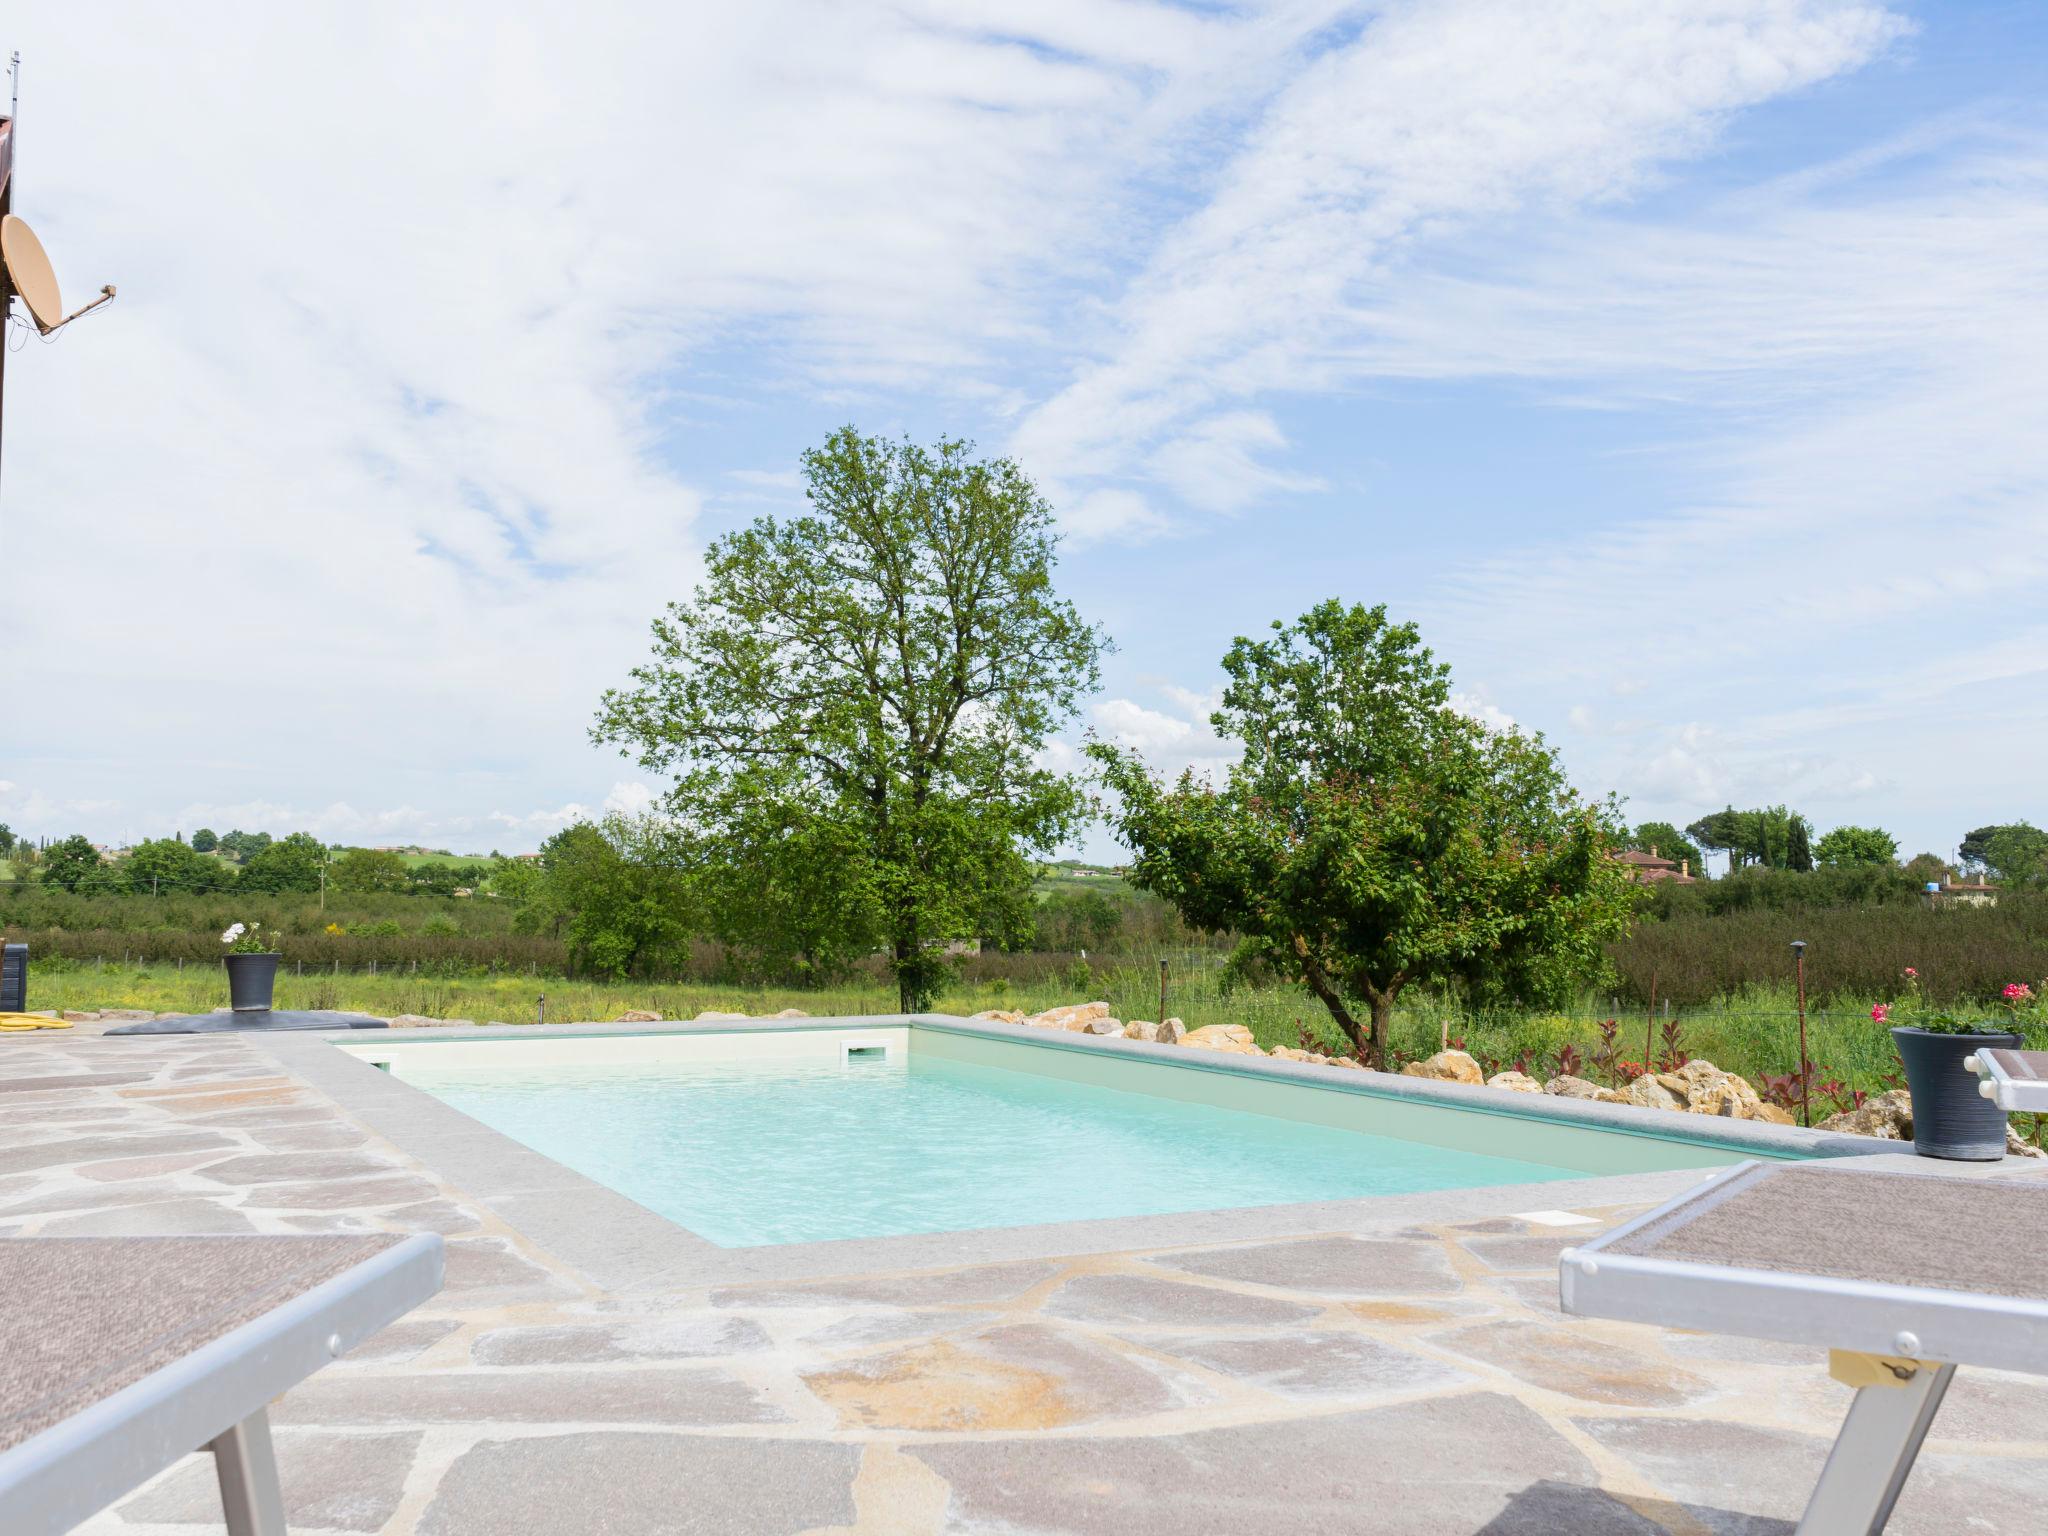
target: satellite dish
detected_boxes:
[1,214,63,333]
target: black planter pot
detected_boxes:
[224,952,281,1012]
[1891,1024,2020,1160]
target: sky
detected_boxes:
[2,1,2044,870]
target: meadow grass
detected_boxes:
[22,952,1989,1100]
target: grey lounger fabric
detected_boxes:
[0,1233,442,1536]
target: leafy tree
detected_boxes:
[1031,887,1125,953]
[1629,821,1702,874]
[191,827,219,854]
[1785,813,1813,873]
[0,823,15,857]
[127,836,231,893]
[240,832,328,893]
[487,855,544,905]
[1814,825,1898,868]
[329,847,411,894]
[39,835,103,893]
[515,821,692,978]
[1982,823,2048,888]
[596,427,1106,1009]
[1902,851,1948,886]
[1092,602,1634,1068]
[218,830,273,864]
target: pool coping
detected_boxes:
[255,1014,1887,1291]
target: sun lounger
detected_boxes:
[0,1233,442,1536]
[1559,1160,2048,1534]
[1967,1046,2048,1113]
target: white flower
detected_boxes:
[221,923,245,944]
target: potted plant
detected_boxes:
[1879,969,2021,1160]
[221,922,281,1012]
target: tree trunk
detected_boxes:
[1367,990,1394,1072]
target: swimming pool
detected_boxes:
[364,1021,1775,1248]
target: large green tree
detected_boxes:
[240,833,328,893]
[1980,823,2048,888]
[127,836,230,893]
[190,827,219,854]
[1092,602,1634,1068]
[597,429,1105,1009]
[514,822,693,978]
[1814,824,1898,867]
[39,835,103,892]
[330,847,411,894]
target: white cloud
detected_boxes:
[1013,0,1905,518]
[1,2,1336,839]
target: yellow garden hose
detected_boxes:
[0,1013,72,1030]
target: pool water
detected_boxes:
[407,1050,1586,1246]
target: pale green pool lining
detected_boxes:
[265,1013,1887,1288]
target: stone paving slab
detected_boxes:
[0,1031,2040,1536]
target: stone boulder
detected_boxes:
[693,1010,750,1022]
[970,1009,1027,1025]
[61,1011,101,1023]
[1486,1070,1543,1094]
[1123,1018,1186,1045]
[98,1009,156,1022]
[1180,1023,1262,1055]
[1026,1001,1112,1031]
[1081,1016,1125,1035]
[770,1008,809,1018]
[1818,1089,1912,1141]
[1324,1056,1366,1070]
[387,1013,444,1029]
[1545,1074,1625,1104]
[1624,1075,1686,1112]
[615,1009,663,1023]
[1401,1049,1484,1086]
[1673,1059,1765,1119]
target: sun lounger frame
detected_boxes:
[0,1233,442,1536]
[1560,1160,2048,1534]
[1968,1045,2048,1113]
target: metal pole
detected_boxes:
[1157,958,1167,1028]
[1793,940,1811,1128]
[1646,969,1657,1073]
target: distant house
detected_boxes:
[1935,879,1998,909]
[1614,847,1697,884]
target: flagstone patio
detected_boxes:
[5,1029,2045,1534]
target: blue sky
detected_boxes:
[3,1,2044,869]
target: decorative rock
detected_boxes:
[386,1014,443,1029]
[1624,1075,1686,1111]
[1818,1089,1912,1141]
[1122,1019,1178,1044]
[1667,1059,1763,1119]
[1753,1103,1797,1126]
[1025,1001,1112,1031]
[2008,1128,2046,1159]
[1081,1017,1124,1035]
[615,1009,663,1023]
[1544,1075,1625,1103]
[61,1011,101,1023]
[770,1008,809,1018]
[1402,1050,1484,1086]
[1179,1023,1261,1054]
[1324,1056,1366,1070]
[970,1009,1027,1025]
[98,1009,156,1022]
[1486,1071,1543,1094]
[693,1010,750,1022]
